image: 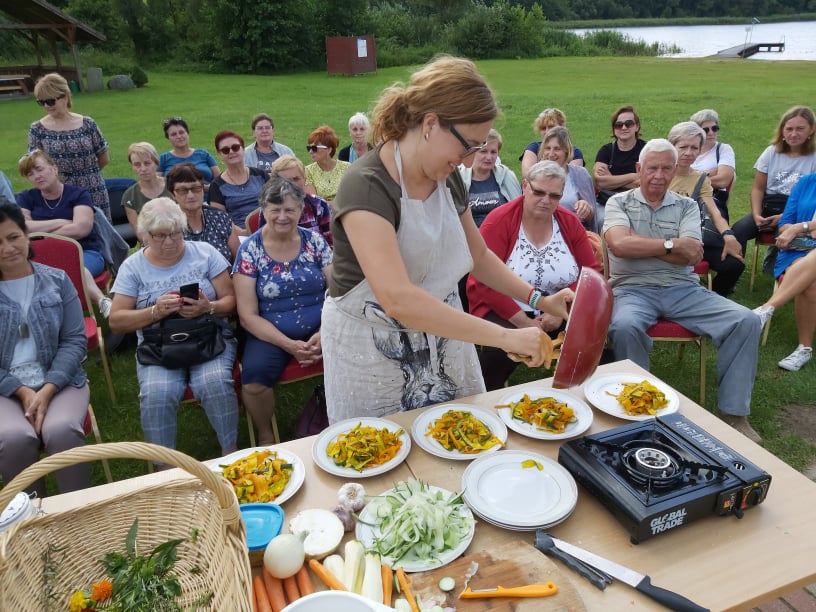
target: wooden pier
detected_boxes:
[714,41,785,58]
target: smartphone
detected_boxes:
[179,282,199,300]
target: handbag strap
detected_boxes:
[715,143,721,165]
[691,173,707,201]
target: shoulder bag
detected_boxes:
[137,314,231,370]
[711,143,730,219]
[693,174,724,248]
[295,384,329,438]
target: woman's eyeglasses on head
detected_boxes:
[218,143,242,155]
[36,95,65,107]
[306,145,328,153]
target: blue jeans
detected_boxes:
[608,283,760,416]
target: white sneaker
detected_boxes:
[752,305,774,329]
[98,297,112,318]
[778,345,812,371]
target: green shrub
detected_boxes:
[131,66,148,88]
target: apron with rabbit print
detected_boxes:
[322,142,485,423]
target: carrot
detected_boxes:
[253,575,273,612]
[396,567,418,612]
[381,563,393,607]
[308,558,348,591]
[262,568,288,612]
[296,564,315,597]
[283,574,300,603]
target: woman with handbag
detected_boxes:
[690,109,736,221]
[668,121,745,296]
[592,105,647,206]
[108,198,239,458]
[233,176,332,445]
[0,199,90,496]
[732,106,816,258]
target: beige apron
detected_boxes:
[322,142,485,422]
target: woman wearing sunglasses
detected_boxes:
[208,130,268,231]
[690,109,736,221]
[27,73,111,220]
[304,126,350,203]
[592,105,646,206]
[321,56,572,423]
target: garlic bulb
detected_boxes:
[337,482,367,512]
[332,504,355,532]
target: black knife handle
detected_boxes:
[636,576,709,612]
[541,545,610,591]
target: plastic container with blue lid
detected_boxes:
[240,503,284,555]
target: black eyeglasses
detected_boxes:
[36,95,65,107]
[306,145,328,153]
[702,125,720,133]
[614,119,637,129]
[448,125,487,158]
[218,143,242,155]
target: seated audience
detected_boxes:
[0,199,90,496]
[690,109,736,220]
[520,108,585,175]
[667,121,744,296]
[167,163,238,263]
[209,130,269,231]
[753,171,816,371]
[305,125,351,203]
[467,161,600,390]
[122,142,171,239]
[538,126,599,231]
[0,170,14,202]
[16,149,112,317]
[233,177,332,444]
[732,106,816,258]
[157,117,220,191]
[269,155,332,245]
[109,198,238,456]
[593,105,646,206]
[458,129,521,227]
[339,112,374,163]
[604,139,762,443]
[244,113,295,172]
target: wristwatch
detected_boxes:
[664,238,674,254]
[804,222,810,234]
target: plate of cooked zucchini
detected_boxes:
[211,447,305,505]
[312,417,411,478]
[496,387,593,440]
[411,403,507,460]
[582,373,680,421]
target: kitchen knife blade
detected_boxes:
[547,535,709,612]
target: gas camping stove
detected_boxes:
[558,414,771,544]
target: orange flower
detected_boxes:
[91,579,113,601]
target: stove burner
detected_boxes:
[622,443,682,488]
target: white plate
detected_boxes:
[411,404,508,460]
[355,484,475,573]
[312,418,411,478]
[211,447,306,506]
[496,387,594,440]
[582,373,680,421]
[461,450,577,528]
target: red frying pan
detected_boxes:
[553,267,613,389]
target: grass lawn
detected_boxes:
[0,56,814,486]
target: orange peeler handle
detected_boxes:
[461,582,558,598]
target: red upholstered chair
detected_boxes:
[29,233,116,404]
[693,260,713,291]
[750,232,776,291]
[93,268,111,294]
[245,208,261,234]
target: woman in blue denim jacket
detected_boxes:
[0,199,90,496]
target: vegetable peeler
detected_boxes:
[460,582,558,598]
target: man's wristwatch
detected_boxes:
[664,238,674,254]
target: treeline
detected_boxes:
[0,0,809,73]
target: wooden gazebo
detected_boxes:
[0,0,105,93]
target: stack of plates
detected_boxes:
[461,450,578,531]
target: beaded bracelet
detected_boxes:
[526,287,535,305]
[528,289,543,309]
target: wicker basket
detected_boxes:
[0,442,252,611]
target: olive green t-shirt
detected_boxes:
[328,144,468,297]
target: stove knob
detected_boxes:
[732,506,744,519]
[744,486,764,506]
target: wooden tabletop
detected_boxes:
[41,360,816,611]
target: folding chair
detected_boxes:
[749,232,776,291]
[29,233,116,404]
[85,404,113,483]
[245,208,261,234]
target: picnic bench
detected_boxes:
[0,74,31,95]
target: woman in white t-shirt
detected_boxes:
[690,109,736,220]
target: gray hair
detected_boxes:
[260,175,305,209]
[138,197,186,236]
[690,109,719,125]
[667,121,705,148]
[526,160,566,184]
[638,139,678,165]
[348,112,370,130]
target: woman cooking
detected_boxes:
[208,130,268,231]
[233,176,333,444]
[467,161,600,390]
[321,56,572,422]
[0,200,91,496]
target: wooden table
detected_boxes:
[41,360,816,611]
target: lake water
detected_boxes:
[572,21,816,61]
